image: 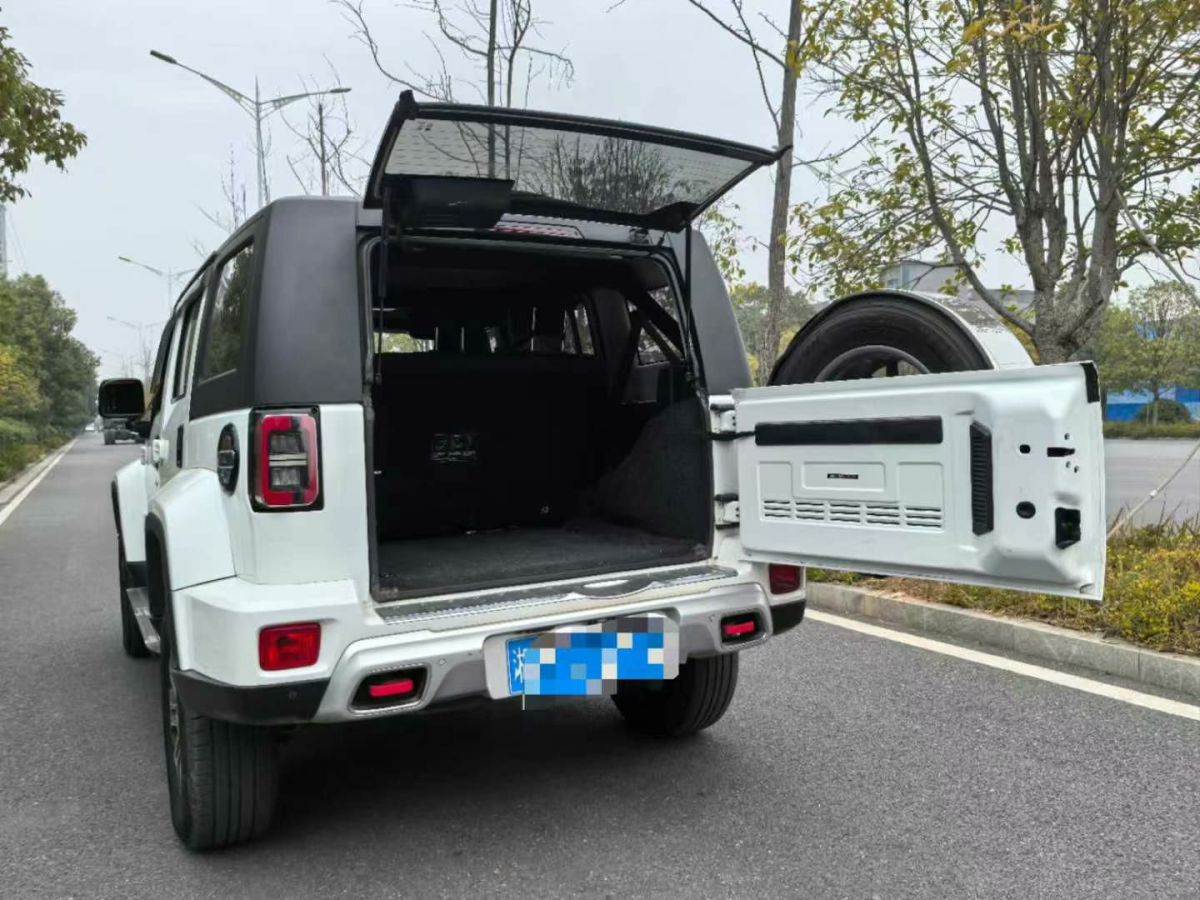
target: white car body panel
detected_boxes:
[733,363,1105,599]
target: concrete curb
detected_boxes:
[807,582,1200,700]
[0,440,73,508]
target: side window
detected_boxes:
[200,242,254,380]
[171,290,204,400]
[146,320,175,421]
[635,288,679,365]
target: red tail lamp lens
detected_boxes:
[723,620,756,637]
[252,409,320,510]
[367,678,415,700]
[768,563,802,595]
[258,622,321,671]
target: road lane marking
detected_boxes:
[807,608,1200,722]
[0,439,76,530]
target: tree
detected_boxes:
[0,275,98,429]
[618,1,827,381]
[0,25,87,202]
[339,0,573,110]
[788,0,1200,363]
[730,282,813,381]
[283,69,367,196]
[1094,281,1200,423]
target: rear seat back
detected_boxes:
[373,353,605,539]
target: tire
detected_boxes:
[119,545,150,658]
[612,652,739,738]
[104,432,115,446]
[771,296,990,385]
[160,605,280,850]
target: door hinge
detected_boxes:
[716,498,740,530]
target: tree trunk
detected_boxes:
[758,0,802,386]
[486,0,499,177]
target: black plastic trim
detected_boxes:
[769,599,807,636]
[969,422,994,535]
[755,416,943,446]
[172,668,328,726]
[1081,361,1100,403]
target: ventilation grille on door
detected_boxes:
[761,498,943,529]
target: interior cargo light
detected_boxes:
[259,622,321,671]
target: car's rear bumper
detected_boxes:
[171,566,802,725]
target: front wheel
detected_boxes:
[612,653,739,738]
[161,608,280,850]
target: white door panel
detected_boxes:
[733,363,1105,599]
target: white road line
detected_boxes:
[0,439,76,530]
[807,608,1200,722]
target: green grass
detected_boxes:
[1104,421,1200,439]
[811,519,1200,656]
[0,429,69,483]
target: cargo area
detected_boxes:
[369,239,712,599]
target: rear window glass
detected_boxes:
[635,287,679,365]
[385,119,754,220]
[378,299,597,358]
[201,243,254,379]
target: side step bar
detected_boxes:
[125,587,161,653]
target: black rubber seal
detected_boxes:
[172,669,328,726]
[1081,362,1100,403]
[755,416,943,446]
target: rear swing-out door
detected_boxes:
[365,90,784,230]
[731,363,1106,599]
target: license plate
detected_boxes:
[506,616,679,696]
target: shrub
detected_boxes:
[1104,420,1200,439]
[1134,398,1192,424]
[811,519,1200,656]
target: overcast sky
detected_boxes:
[8,0,1027,379]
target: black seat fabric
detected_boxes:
[372,353,604,539]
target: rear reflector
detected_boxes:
[258,622,321,671]
[353,667,427,709]
[367,678,415,699]
[768,563,802,595]
[720,614,761,643]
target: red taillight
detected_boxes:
[252,409,321,510]
[258,622,321,671]
[723,620,756,637]
[768,563,802,595]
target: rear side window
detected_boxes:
[635,287,679,365]
[200,242,254,379]
[171,290,204,400]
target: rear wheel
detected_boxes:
[119,545,150,659]
[160,606,280,850]
[104,432,115,445]
[612,653,739,738]
[771,296,990,385]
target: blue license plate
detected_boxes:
[506,616,679,696]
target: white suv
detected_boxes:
[100,93,1105,850]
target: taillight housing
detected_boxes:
[768,563,803,595]
[258,622,321,671]
[251,408,322,511]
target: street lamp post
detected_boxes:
[149,50,351,209]
[118,255,195,312]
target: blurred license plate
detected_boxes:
[506,616,679,696]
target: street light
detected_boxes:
[150,49,351,209]
[118,255,196,312]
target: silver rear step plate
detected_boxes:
[125,587,161,653]
[376,564,736,624]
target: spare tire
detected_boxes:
[770,295,992,385]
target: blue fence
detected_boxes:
[1106,386,1200,421]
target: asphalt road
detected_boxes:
[1,436,1198,899]
[1104,439,1200,525]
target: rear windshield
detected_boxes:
[384,119,752,220]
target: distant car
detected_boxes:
[83,423,96,432]
[102,417,140,445]
[101,91,1106,852]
